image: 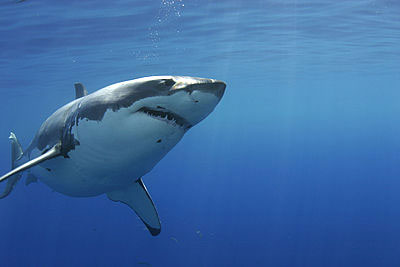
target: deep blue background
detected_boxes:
[1,0,400,266]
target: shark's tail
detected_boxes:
[9,132,24,168]
[0,132,24,199]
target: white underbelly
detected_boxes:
[31,108,185,197]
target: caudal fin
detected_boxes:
[0,132,24,199]
[9,132,23,168]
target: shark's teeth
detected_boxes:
[137,107,190,129]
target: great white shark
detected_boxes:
[0,76,226,236]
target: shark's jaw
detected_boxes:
[137,106,192,130]
[130,77,226,130]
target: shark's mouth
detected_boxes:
[137,107,191,129]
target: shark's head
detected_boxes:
[127,76,226,130]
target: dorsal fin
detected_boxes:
[74,82,88,99]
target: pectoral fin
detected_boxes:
[0,143,62,183]
[107,179,161,236]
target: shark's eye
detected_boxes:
[160,79,175,87]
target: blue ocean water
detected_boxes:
[1,0,400,266]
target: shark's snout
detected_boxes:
[197,79,226,100]
[209,80,226,100]
[171,77,226,100]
